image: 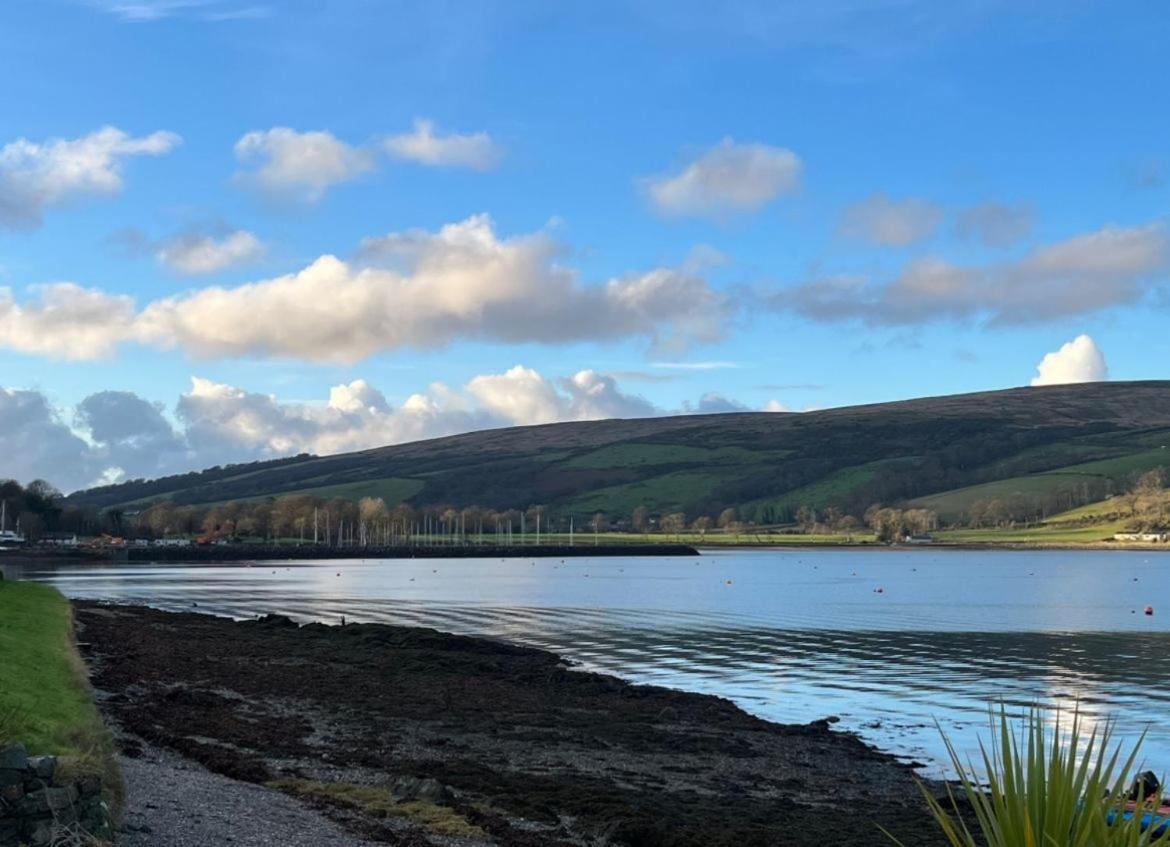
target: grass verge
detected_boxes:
[0,578,123,809]
[269,778,486,839]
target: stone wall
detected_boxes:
[0,743,112,846]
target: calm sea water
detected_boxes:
[5,547,1170,774]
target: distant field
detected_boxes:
[933,522,1127,544]
[281,477,425,505]
[909,448,1170,521]
[747,458,918,516]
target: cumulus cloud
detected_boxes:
[955,201,1034,248]
[234,128,375,202]
[467,366,656,425]
[1,217,725,363]
[0,126,180,229]
[839,193,943,246]
[0,283,137,360]
[771,221,1170,326]
[0,388,99,492]
[2,363,773,490]
[681,392,750,414]
[644,138,801,218]
[0,214,724,363]
[75,390,186,478]
[1030,335,1108,387]
[154,229,265,274]
[383,119,501,170]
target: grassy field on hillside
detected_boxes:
[65,382,1170,524]
[909,448,1170,521]
[0,580,117,779]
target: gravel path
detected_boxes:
[116,741,379,847]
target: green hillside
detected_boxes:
[65,381,1170,525]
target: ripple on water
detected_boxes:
[7,548,1170,774]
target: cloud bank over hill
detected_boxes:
[0,367,787,491]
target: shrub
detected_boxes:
[889,706,1170,847]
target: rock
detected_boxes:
[0,782,23,804]
[0,745,27,771]
[0,769,22,788]
[24,817,54,846]
[76,775,102,797]
[17,785,77,816]
[391,775,453,805]
[26,757,56,781]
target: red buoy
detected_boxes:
[1145,605,1155,616]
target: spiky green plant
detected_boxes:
[887,705,1170,847]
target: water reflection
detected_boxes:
[4,548,1169,773]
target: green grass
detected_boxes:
[747,457,918,516]
[281,477,424,504]
[933,523,1127,544]
[0,579,122,811]
[566,467,762,515]
[269,778,485,838]
[891,705,1170,847]
[562,442,780,470]
[912,449,1170,521]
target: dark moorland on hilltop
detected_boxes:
[64,381,1170,525]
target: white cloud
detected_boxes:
[233,128,375,202]
[0,126,180,229]
[955,201,1034,248]
[86,1,270,21]
[644,137,801,218]
[773,221,1170,326]
[384,119,501,171]
[840,193,943,246]
[155,229,265,275]
[466,366,656,425]
[3,364,773,490]
[0,217,726,364]
[466,366,565,425]
[681,392,750,414]
[1030,335,1108,386]
[109,215,723,362]
[0,283,137,360]
[763,399,790,412]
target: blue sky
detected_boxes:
[1,0,1168,488]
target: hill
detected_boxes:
[65,381,1170,525]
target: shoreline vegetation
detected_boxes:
[10,450,1170,560]
[73,600,952,847]
[0,580,123,808]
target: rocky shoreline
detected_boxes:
[75,602,951,846]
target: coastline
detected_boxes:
[75,601,951,846]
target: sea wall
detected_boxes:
[0,744,112,846]
[121,541,700,562]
